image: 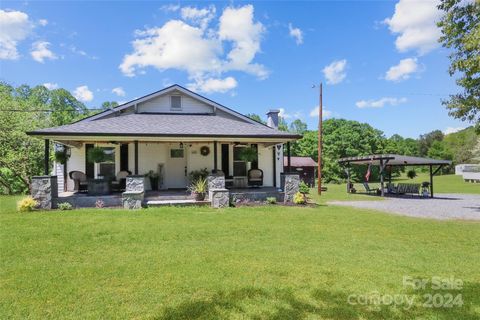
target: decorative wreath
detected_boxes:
[200,146,210,156]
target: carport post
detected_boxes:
[430,165,434,198]
[380,159,384,197]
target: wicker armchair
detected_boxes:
[248,169,263,187]
[111,170,131,192]
[69,171,88,192]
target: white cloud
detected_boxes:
[112,87,126,97]
[120,4,267,93]
[356,97,407,108]
[187,76,237,93]
[38,19,48,26]
[443,127,465,135]
[309,106,332,119]
[218,5,267,79]
[278,108,291,119]
[73,85,94,102]
[43,82,58,90]
[160,4,180,12]
[323,59,347,85]
[30,41,57,63]
[384,0,442,55]
[180,5,216,30]
[120,20,222,77]
[385,57,419,81]
[0,9,32,60]
[288,23,303,45]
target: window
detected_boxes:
[170,149,184,158]
[170,95,182,109]
[233,145,247,176]
[98,147,115,178]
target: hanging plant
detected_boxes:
[239,147,257,163]
[87,147,106,163]
[54,150,70,165]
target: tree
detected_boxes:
[437,0,480,129]
[289,119,307,134]
[246,113,266,124]
[278,117,289,132]
[0,82,90,194]
[101,101,119,110]
[292,119,387,183]
[427,140,453,161]
[418,130,444,156]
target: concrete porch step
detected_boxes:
[147,199,210,207]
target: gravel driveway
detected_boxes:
[329,194,480,221]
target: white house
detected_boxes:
[28,84,301,194]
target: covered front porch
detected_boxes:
[45,136,295,194]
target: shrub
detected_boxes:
[299,181,310,194]
[57,202,73,210]
[188,168,209,183]
[293,192,306,205]
[17,197,38,212]
[407,169,417,179]
[87,147,106,163]
[189,177,207,194]
[266,197,277,204]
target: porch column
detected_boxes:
[272,147,276,187]
[134,140,139,175]
[213,141,218,172]
[44,139,50,175]
[286,142,291,173]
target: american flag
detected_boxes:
[365,163,371,182]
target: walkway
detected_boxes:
[329,194,480,221]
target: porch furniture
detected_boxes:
[69,171,88,192]
[396,183,421,196]
[233,176,248,188]
[362,182,378,195]
[248,168,263,187]
[111,170,131,192]
[87,179,111,196]
[386,182,397,194]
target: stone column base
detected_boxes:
[207,173,225,200]
[31,176,58,209]
[122,191,144,209]
[283,173,300,203]
[210,188,229,208]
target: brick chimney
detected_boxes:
[266,109,279,129]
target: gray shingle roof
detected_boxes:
[28,113,301,139]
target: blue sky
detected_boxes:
[0,1,469,138]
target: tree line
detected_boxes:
[248,113,479,183]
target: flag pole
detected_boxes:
[317,82,323,195]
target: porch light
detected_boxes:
[179,142,184,149]
[66,147,71,157]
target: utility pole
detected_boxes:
[317,83,323,195]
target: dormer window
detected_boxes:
[170,95,182,110]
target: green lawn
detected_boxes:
[1,193,479,319]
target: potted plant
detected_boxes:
[87,147,105,163]
[147,170,159,191]
[189,177,207,201]
[54,150,70,165]
[239,147,257,169]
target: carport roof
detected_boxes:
[338,154,451,166]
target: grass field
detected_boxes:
[1,180,479,319]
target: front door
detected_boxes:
[166,145,187,188]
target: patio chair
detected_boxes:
[111,170,131,192]
[69,171,88,192]
[362,182,378,195]
[248,168,263,187]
